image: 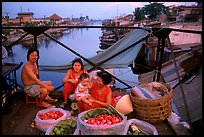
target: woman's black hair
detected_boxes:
[27,48,39,61]
[71,58,84,70]
[97,71,112,85]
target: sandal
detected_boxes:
[60,102,67,108]
[30,121,35,128]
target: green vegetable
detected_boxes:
[50,118,77,135]
[71,120,77,128]
[56,130,61,135]
[53,127,58,133]
[127,131,132,135]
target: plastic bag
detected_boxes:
[77,108,127,135]
[123,118,158,135]
[167,112,190,133]
[34,107,71,132]
[45,117,78,135]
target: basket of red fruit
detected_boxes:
[34,107,71,132]
[77,105,127,135]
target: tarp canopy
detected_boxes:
[39,28,150,73]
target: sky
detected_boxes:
[2,2,197,20]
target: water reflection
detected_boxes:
[8,21,102,90]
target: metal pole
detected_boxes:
[156,37,165,82]
[153,37,161,81]
[167,36,194,134]
[32,35,40,78]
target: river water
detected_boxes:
[7,21,138,91]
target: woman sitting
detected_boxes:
[60,58,88,108]
[76,71,116,113]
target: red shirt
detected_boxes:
[69,69,87,87]
[81,82,115,111]
[89,82,112,106]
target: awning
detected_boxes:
[39,28,150,73]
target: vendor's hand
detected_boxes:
[69,79,78,84]
[75,96,81,101]
[89,99,94,103]
[62,79,69,84]
[84,85,89,90]
[87,84,91,89]
[88,96,96,102]
[76,98,81,101]
[46,85,54,91]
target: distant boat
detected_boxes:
[99,31,127,50]
[99,41,115,50]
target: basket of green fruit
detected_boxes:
[45,117,77,135]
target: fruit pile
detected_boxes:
[38,111,63,120]
[78,106,127,135]
[84,113,122,125]
[49,118,77,135]
[81,105,123,126]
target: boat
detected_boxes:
[99,19,129,50]
[99,41,115,49]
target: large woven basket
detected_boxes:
[129,83,172,123]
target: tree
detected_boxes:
[85,16,89,20]
[133,7,145,22]
[142,2,169,21]
[196,2,202,6]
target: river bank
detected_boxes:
[3,20,96,47]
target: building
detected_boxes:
[48,13,62,25]
[17,12,34,23]
[167,5,202,22]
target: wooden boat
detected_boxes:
[99,41,115,49]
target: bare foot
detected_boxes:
[46,99,58,103]
[45,95,58,103]
[40,102,53,108]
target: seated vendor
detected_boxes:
[21,48,58,108]
[75,71,116,113]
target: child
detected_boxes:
[74,73,92,106]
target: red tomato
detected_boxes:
[101,119,106,124]
[85,113,122,125]
[38,111,63,120]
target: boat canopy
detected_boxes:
[39,28,150,73]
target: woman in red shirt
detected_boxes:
[60,58,87,108]
[76,71,115,113]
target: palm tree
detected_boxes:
[133,7,145,22]
[142,2,169,21]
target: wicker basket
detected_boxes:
[129,83,172,123]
